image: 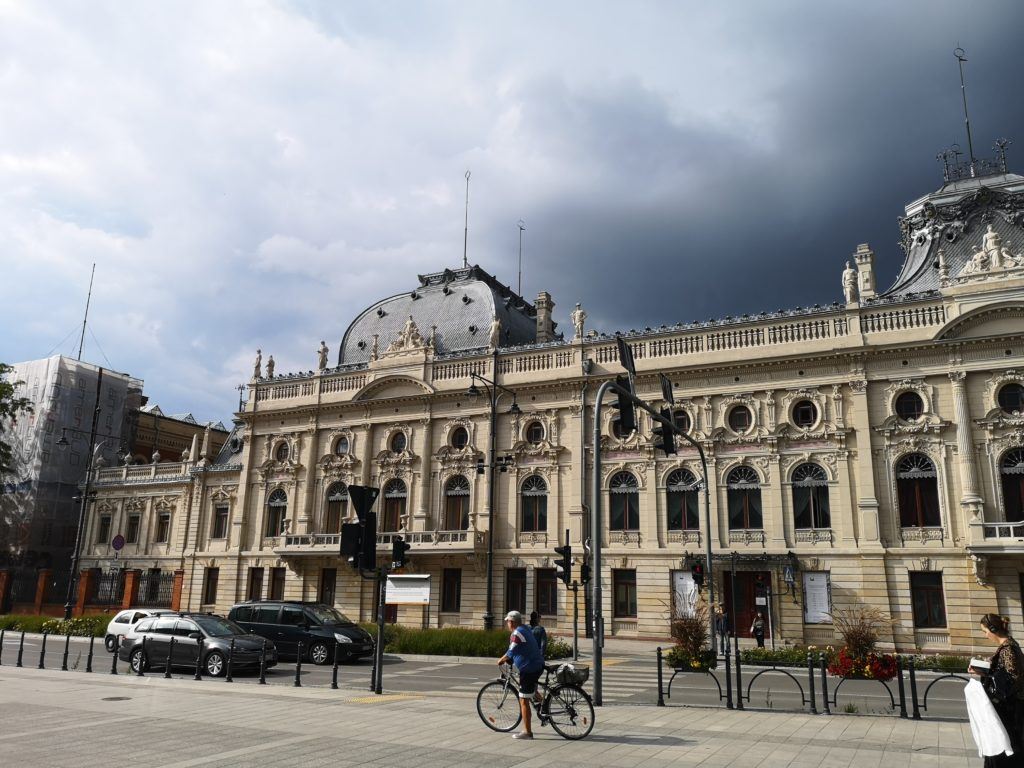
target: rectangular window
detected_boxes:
[155,513,170,543]
[441,568,462,612]
[265,507,285,537]
[211,505,229,539]
[910,572,947,629]
[613,569,637,618]
[246,567,264,601]
[269,567,286,601]
[504,568,526,615]
[610,493,640,531]
[667,490,699,530]
[202,567,219,605]
[521,495,547,533]
[126,515,140,544]
[535,568,557,617]
[97,515,111,545]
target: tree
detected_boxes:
[0,363,33,479]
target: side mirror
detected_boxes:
[188,632,202,640]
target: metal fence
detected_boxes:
[42,570,71,604]
[8,569,39,604]
[135,571,174,607]
[90,570,125,606]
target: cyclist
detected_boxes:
[497,610,544,739]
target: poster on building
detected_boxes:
[803,571,831,624]
[386,574,431,605]
[671,570,698,618]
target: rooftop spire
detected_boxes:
[954,47,977,178]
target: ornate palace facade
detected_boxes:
[78,161,1024,652]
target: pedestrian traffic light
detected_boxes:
[554,543,572,585]
[652,407,677,456]
[580,557,591,585]
[612,375,637,434]
[392,535,411,568]
[690,562,705,589]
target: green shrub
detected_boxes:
[0,614,108,637]
[907,653,971,672]
[665,646,717,672]
[741,646,818,667]
[0,615,53,634]
[357,624,571,659]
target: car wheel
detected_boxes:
[104,635,117,653]
[308,642,331,666]
[205,650,226,677]
[129,649,147,673]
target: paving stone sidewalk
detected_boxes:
[0,665,981,768]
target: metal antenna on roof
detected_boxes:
[77,263,96,361]
[517,219,525,296]
[954,47,977,178]
[463,170,471,269]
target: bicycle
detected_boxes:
[476,662,595,740]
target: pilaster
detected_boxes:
[848,379,882,547]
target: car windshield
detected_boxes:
[194,615,245,637]
[306,605,352,625]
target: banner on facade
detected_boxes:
[671,570,697,618]
[386,574,430,605]
[803,571,831,624]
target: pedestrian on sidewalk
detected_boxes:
[969,613,1024,767]
[750,612,766,648]
[497,610,545,740]
[529,612,548,658]
[714,605,729,654]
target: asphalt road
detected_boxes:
[0,632,971,719]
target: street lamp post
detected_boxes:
[467,372,520,631]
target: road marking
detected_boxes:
[348,693,424,704]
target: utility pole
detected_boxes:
[77,264,96,361]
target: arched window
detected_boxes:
[609,472,640,531]
[666,469,700,531]
[382,479,407,532]
[324,483,347,533]
[727,466,762,530]
[444,475,470,530]
[266,489,288,537]
[525,421,545,445]
[450,427,469,449]
[275,442,289,462]
[521,475,548,533]
[791,464,830,529]
[1001,448,1024,523]
[896,454,941,528]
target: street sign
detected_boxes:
[783,565,795,584]
[111,534,125,551]
[385,574,430,605]
[755,596,767,606]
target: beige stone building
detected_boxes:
[77,161,1024,653]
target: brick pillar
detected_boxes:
[0,569,11,614]
[75,569,95,617]
[34,569,52,615]
[121,569,142,610]
[171,570,185,611]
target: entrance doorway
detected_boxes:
[723,570,770,638]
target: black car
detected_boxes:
[118,613,278,677]
[228,602,374,664]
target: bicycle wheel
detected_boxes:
[545,684,595,740]
[477,680,522,732]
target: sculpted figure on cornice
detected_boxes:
[385,316,427,355]
[961,224,1024,276]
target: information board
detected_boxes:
[386,574,431,605]
[803,571,831,624]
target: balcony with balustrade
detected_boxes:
[968,520,1024,554]
[273,529,485,557]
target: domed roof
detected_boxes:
[338,266,542,365]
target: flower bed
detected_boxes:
[665,647,717,672]
[826,647,898,681]
[740,646,817,667]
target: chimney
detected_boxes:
[535,291,555,343]
[854,244,876,299]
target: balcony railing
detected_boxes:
[899,526,945,543]
[728,529,766,546]
[795,528,833,545]
[273,530,483,555]
[976,521,1024,540]
[667,530,701,545]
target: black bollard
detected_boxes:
[896,656,907,719]
[734,640,744,710]
[38,631,48,669]
[294,642,303,687]
[165,637,176,679]
[86,635,95,673]
[194,638,204,680]
[656,647,665,707]
[136,636,146,676]
[62,634,71,671]
[807,653,817,714]
[724,643,734,709]
[819,654,831,715]
[0,628,4,666]
[331,641,339,690]
[17,631,25,667]
[110,636,119,674]
[908,657,921,720]
[226,638,234,683]
[258,640,267,685]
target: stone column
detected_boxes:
[416,417,433,529]
[74,569,95,617]
[121,569,141,610]
[300,431,318,534]
[848,380,882,546]
[170,570,185,611]
[361,424,373,486]
[949,371,983,519]
[767,455,786,547]
[34,569,51,615]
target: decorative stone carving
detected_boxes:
[959,224,1024,276]
[842,261,858,304]
[386,316,427,355]
[971,554,989,587]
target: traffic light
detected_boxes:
[690,562,705,589]
[476,457,485,475]
[392,535,411,568]
[652,407,677,456]
[580,557,591,585]
[754,574,767,599]
[612,375,637,434]
[340,522,362,569]
[554,543,572,585]
[359,511,377,570]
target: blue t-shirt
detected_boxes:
[507,625,544,674]
[531,625,548,657]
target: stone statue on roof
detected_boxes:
[386,316,426,354]
[318,340,329,371]
[571,302,587,340]
[266,355,275,378]
[842,262,858,304]
[983,224,1003,267]
[488,316,502,349]
[252,349,262,380]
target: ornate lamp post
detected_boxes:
[467,373,521,631]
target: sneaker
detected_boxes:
[512,732,534,740]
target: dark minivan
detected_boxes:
[228,602,374,664]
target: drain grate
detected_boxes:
[101,697,132,701]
